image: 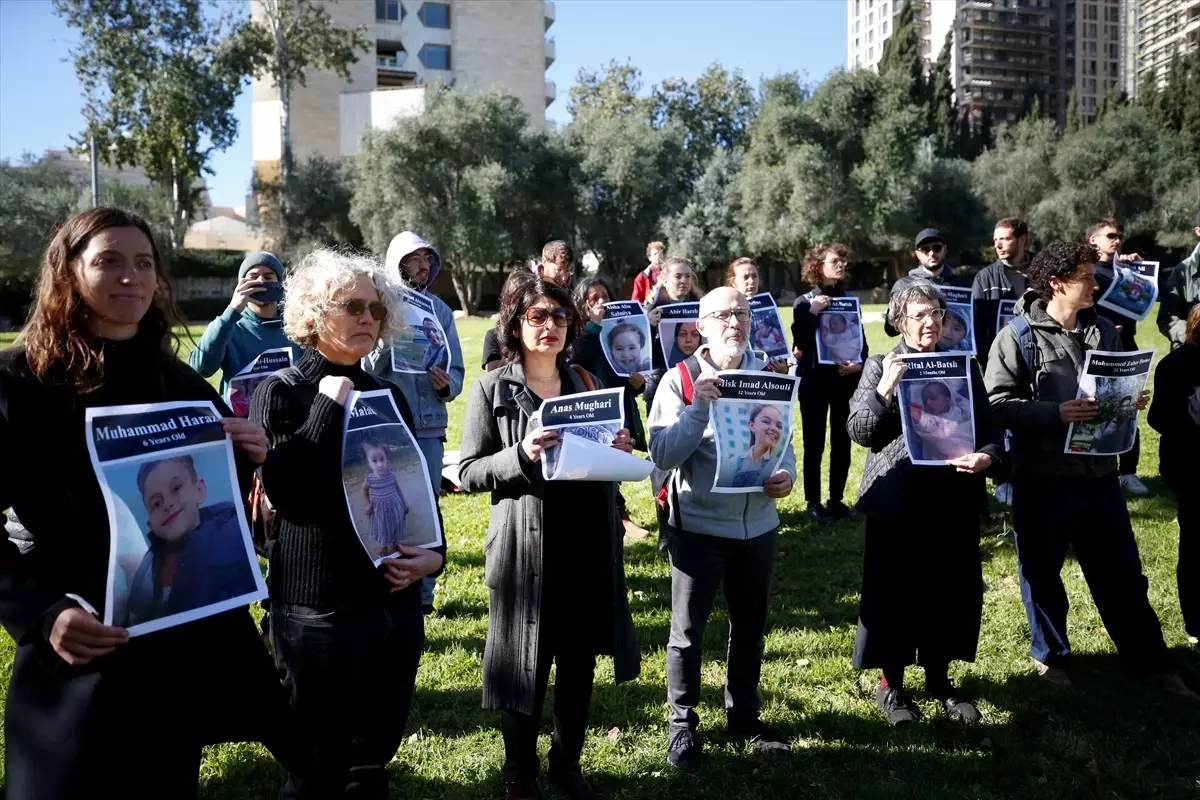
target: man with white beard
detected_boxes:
[648,287,797,770]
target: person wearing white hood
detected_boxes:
[365,231,465,614]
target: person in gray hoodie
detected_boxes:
[364,231,465,613]
[187,251,302,402]
[648,286,797,769]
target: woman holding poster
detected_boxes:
[791,243,867,524]
[459,271,640,800]
[0,209,310,798]
[642,256,701,411]
[847,280,1003,729]
[252,249,445,797]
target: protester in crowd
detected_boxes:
[252,249,445,797]
[458,271,640,800]
[727,257,790,374]
[1086,217,1150,496]
[1148,303,1200,652]
[572,275,651,539]
[985,240,1195,697]
[1157,210,1200,350]
[484,242,575,372]
[631,240,667,303]
[363,231,463,614]
[648,286,796,769]
[642,256,701,410]
[847,280,1002,726]
[0,208,310,798]
[884,229,969,337]
[187,250,302,396]
[972,218,1034,507]
[790,243,865,524]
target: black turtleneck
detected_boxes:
[250,348,443,608]
[791,283,869,381]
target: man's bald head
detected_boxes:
[699,286,747,317]
[697,286,750,363]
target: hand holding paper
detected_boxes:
[809,295,832,314]
[693,374,723,402]
[49,607,129,666]
[1059,398,1099,424]
[763,471,793,499]
[949,452,993,474]
[221,417,269,464]
[1136,389,1150,411]
[611,428,633,453]
[522,429,560,462]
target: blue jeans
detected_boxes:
[1012,475,1168,673]
[271,591,425,799]
[415,436,444,607]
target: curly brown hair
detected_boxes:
[1028,240,1101,301]
[19,207,183,391]
[496,270,582,364]
[800,243,851,287]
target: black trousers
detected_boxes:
[798,380,854,505]
[666,527,777,730]
[272,591,425,799]
[1177,490,1198,639]
[1119,429,1140,475]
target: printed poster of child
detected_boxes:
[85,401,266,636]
[390,288,452,374]
[657,301,702,368]
[709,370,799,494]
[1064,349,1153,455]
[342,389,443,565]
[938,287,977,355]
[816,296,865,365]
[898,353,976,465]
[1097,261,1159,322]
[600,301,653,377]
[226,347,293,418]
[996,299,1017,334]
[530,387,640,481]
[748,293,790,360]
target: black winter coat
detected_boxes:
[791,284,869,387]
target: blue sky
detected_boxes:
[0,0,848,208]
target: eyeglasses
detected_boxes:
[522,306,573,327]
[402,252,435,266]
[703,308,752,324]
[337,299,389,321]
[917,243,945,254]
[905,308,947,324]
[1103,232,1123,240]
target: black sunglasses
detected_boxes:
[337,299,389,321]
[1103,232,1123,240]
[918,243,945,254]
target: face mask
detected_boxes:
[250,282,285,303]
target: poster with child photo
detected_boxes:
[1064,349,1154,456]
[938,286,977,355]
[748,293,790,360]
[85,401,266,637]
[816,296,865,365]
[709,370,799,493]
[897,353,976,465]
[996,299,1017,334]
[1096,261,1159,322]
[530,386,650,482]
[657,301,702,368]
[390,288,453,374]
[342,389,443,566]
[600,301,653,377]
[226,347,293,418]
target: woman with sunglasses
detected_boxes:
[251,249,445,798]
[459,270,640,800]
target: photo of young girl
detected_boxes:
[902,379,975,462]
[729,404,785,488]
[360,438,412,558]
[818,313,863,363]
[604,321,652,375]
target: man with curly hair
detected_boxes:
[984,240,1196,698]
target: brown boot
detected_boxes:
[620,507,649,539]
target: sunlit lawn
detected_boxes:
[2,307,1198,798]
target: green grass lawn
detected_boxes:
[3,309,1199,799]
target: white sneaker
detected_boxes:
[1119,474,1150,496]
[993,483,1013,506]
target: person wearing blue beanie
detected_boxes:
[187,251,302,404]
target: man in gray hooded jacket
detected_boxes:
[365,231,465,613]
[649,286,797,769]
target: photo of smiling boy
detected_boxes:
[124,455,259,627]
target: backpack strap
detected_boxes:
[676,354,702,405]
[1009,316,1038,387]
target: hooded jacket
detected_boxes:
[187,306,302,397]
[984,291,1122,481]
[363,232,465,435]
[1157,242,1200,349]
[647,344,797,540]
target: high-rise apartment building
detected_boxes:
[1126,0,1200,96]
[847,0,956,73]
[251,0,556,180]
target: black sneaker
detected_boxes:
[666,726,702,770]
[726,717,790,753]
[824,500,857,521]
[807,502,833,525]
[876,685,920,727]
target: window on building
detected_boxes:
[855,20,860,33]
[376,0,403,22]
[418,2,450,29]
[868,29,874,42]
[882,19,888,34]
[419,43,451,70]
[868,45,875,60]
[868,11,873,25]
[1084,4,1097,21]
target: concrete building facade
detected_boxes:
[1126,0,1200,96]
[251,0,556,179]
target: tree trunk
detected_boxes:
[449,265,480,315]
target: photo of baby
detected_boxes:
[901,379,975,462]
[663,321,702,367]
[818,312,864,364]
[601,319,652,376]
[750,310,788,358]
[938,306,975,354]
[228,374,269,419]
[104,451,262,630]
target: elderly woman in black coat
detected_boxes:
[847,279,1003,727]
[459,270,640,800]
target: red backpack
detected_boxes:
[654,356,702,509]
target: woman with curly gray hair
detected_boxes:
[847,279,1003,729]
[251,248,445,798]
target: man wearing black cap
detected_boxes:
[883,229,969,336]
[188,251,302,401]
[1158,210,1200,350]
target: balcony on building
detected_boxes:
[340,86,427,157]
[545,36,556,69]
[545,79,556,107]
[544,0,555,31]
[376,43,416,88]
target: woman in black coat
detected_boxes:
[251,249,445,798]
[0,208,307,798]
[1148,303,1200,648]
[641,256,701,411]
[847,280,1003,728]
[458,271,640,800]
[791,243,868,524]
